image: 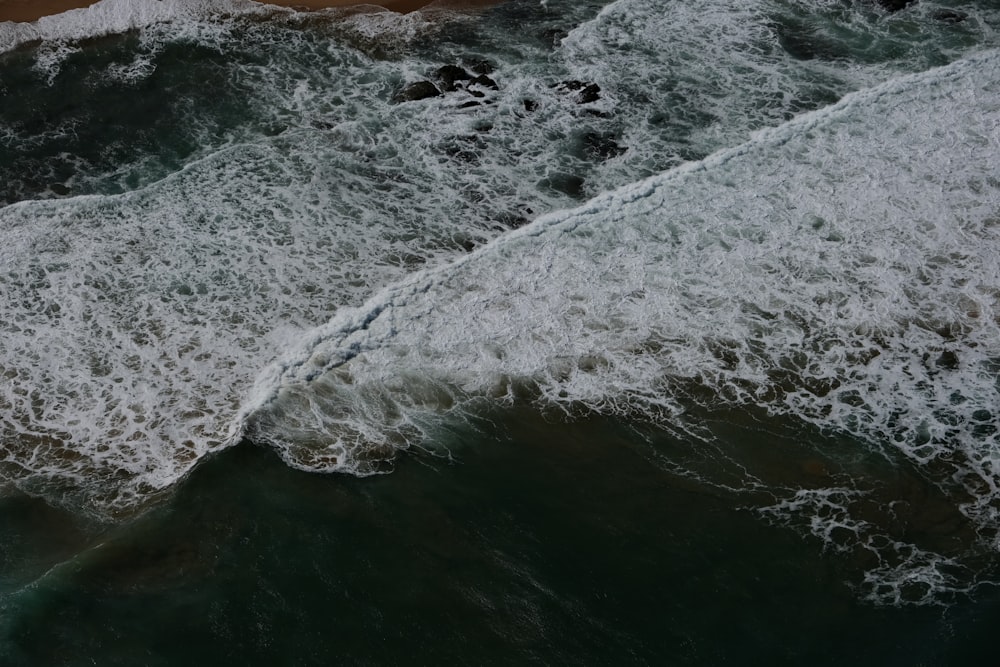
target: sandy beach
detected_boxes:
[0,0,482,24]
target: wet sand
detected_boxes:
[0,0,490,24]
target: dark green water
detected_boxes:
[3,411,998,665]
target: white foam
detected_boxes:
[239,50,1000,600]
[759,487,976,605]
[0,0,270,54]
[31,40,82,84]
[555,0,1000,192]
[0,124,531,511]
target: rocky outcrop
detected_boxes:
[391,81,441,104]
[433,65,473,92]
[554,80,601,104]
[469,74,499,91]
[392,61,501,106]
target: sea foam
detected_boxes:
[239,49,1000,600]
[0,0,266,54]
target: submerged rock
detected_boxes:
[542,28,569,47]
[492,206,533,231]
[774,21,844,61]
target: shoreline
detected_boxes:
[0,0,486,25]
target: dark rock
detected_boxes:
[932,9,967,23]
[935,322,960,340]
[875,0,916,12]
[434,65,472,92]
[577,83,601,104]
[554,80,601,104]
[458,101,482,109]
[523,99,538,112]
[392,80,441,104]
[468,89,486,98]
[582,132,627,161]
[435,64,472,81]
[469,74,499,91]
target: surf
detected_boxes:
[239,49,1000,601]
[1,1,998,603]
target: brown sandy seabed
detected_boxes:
[0,0,495,24]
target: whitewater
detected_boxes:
[1,0,999,605]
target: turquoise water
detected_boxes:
[2,0,1000,662]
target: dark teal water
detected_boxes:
[2,0,1000,662]
[3,411,999,665]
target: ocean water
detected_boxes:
[1,0,999,662]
